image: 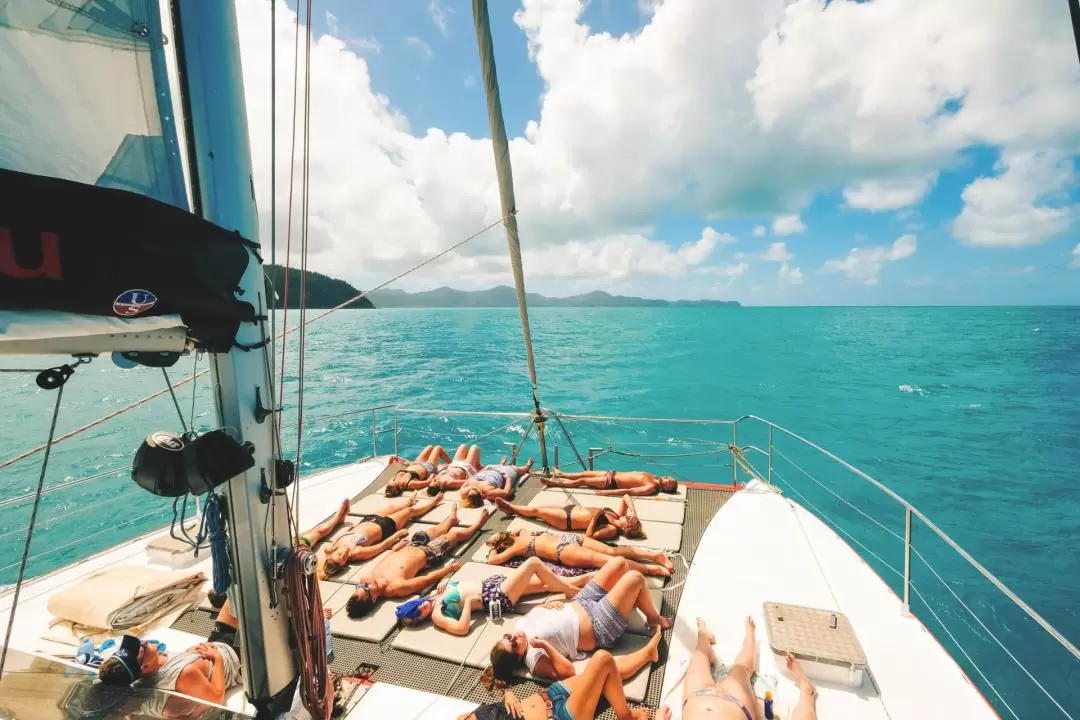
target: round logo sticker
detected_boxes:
[113,289,158,317]
[150,431,184,451]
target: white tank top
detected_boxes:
[519,604,583,672]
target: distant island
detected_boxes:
[264,265,374,309]
[369,285,740,308]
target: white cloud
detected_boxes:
[752,225,766,237]
[464,75,477,89]
[406,36,433,59]
[772,214,806,235]
[953,150,1075,247]
[701,226,737,246]
[761,242,792,262]
[843,174,937,211]
[429,0,452,37]
[519,230,721,280]
[1071,243,1080,269]
[638,0,664,16]
[778,262,804,285]
[227,0,1080,296]
[822,235,917,285]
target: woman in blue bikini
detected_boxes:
[659,617,819,720]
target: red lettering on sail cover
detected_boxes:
[0,228,62,280]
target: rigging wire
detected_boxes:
[0,380,67,679]
[161,368,190,436]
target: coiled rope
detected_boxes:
[196,492,231,596]
[286,546,332,720]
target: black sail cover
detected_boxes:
[0,168,256,352]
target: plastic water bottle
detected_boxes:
[75,637,95,665]
[759,674,777,719]
[763,690,774,719]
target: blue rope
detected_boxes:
[195,492,231,595]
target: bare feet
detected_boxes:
[696,617,717,666]
[334,499,350,524]
[430,491,445,505]
[523,458,535,472]
[651,615,674,630]
[746,616,756,639]
[643,564,672,577]
[646,626,662,662]
[478,508,492,524]
[629,708,649,720]
[652,551,675,573]
[493,497,516,515]
[656,706,672,720]
[449,503,459,525]
[786,652,811,687]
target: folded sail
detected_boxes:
[0,0,256,356]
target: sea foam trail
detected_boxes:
[899,384,928,396]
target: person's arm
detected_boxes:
[596,485,656,497]
[623,495,639,522]
[528,638,576,680]
[584,511,616,541]
[432,594,478,636]
[483,485,513,500]
[175,648,226,705]
[350,529,409,561]
[387,562,462,596]
[485,545,519,566]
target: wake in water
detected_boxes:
[898,384,929,396]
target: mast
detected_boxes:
[471,0,550,470]
[171,2,298,714]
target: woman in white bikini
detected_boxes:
[383,445,451,496]
[431,457,535,508]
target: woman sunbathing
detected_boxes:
[462,649,650,720]
[384,445,451,496]
[427,443,482,486]
[464,651,648,716]
[543,468,678,496]
[483,557,670,685]
[431,457,534,508]
[394,556,592,635]
[484,528,673,576]
[300,494,443,579]
[493,494,644,541]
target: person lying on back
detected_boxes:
[97,600,242,708]
[543,469,678,496]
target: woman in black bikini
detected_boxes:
[384,445,451,496]
[492,494,645,541]
[543,469,678,496]
[484,528,673,576]
[299,493,443,579]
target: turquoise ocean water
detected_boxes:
[1,306,1078,715]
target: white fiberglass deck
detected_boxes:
[0,456,389,716]
[659,479,996,720]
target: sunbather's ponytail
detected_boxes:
[384,484,405,498]
[480,645,519,692]
[486,531,514,554]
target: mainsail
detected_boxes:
[0,0,250,358]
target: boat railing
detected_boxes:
[0,403,1075,717]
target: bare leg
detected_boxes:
[493,499,575,529]
[415,445,435,462]
[602,569,670,628]
[787,653,819,720]
[443,508,491,545]
[561,651,638,720]
[565,546,671,577]
[513,458,534,475]
[387,493,443,528]
[580,536,674,573]
[715,618,758,717]
[300,499,350,545]
[424,509,457,539]
[683,618,720,711]
[214,600,239,630]
[466,445,481,468]
[375,496,417,515]
[553,470,606,480]
[452,444,469,461]
[501,556,582,602]
[613,627,662,679]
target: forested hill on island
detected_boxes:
[264,265,374,309]
[369,286,739,308]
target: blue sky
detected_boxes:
[243,0,1080,305]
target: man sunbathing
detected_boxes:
[493,494,644,541]
[485,528,673,575]
[396,555,593,635]
[98,601,241,708]
[464,650,650,720]
[300,493,444,579]
[431,457,534,508]
[345,505,491,618]
[658,617,819,720]
[544,468,678,496]
[483,557,670,685]
[384,445,451,496]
